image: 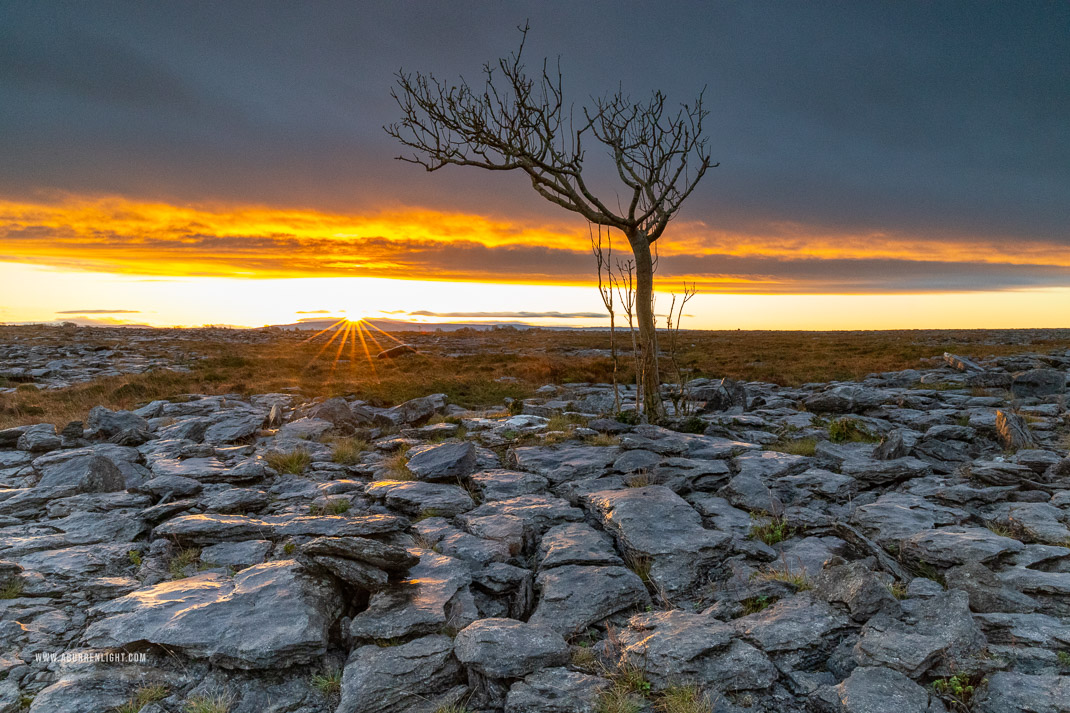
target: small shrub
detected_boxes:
[1057,650,1070,668]
[616,663,652,697]
[616,410,641,426]
[888,581,908,600]
[625,472,652,488]
[828,417,879,443]
[415,508,443,522]
[310,668,342,697]
[282,542,297,556]
[127,550,142,567]
[184,693,231,713]
[596,686,643,713]
[169,547,201,580]
[265,448,311,475]
[432,706,472,713]
[0,580,24,600]
[748,514,794,546]
[571,643,600,672]
[932,673,984,711]
[677,416,706,434]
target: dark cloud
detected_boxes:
[55,309,140,314]
[407,311,607,319]
[0,0,1066,259]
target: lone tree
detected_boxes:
[386,27,714,420]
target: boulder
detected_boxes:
[365,480,475,517]
[537,522,623,570]
[528,565,650,636]
[975,672,1070,713]
[584,486,729,595]
[899,527,1025,568]
[1011,369,1066,398]
[505,668,610,713]
[406,441,477,480]
[86,406,150,438]
[83,560,342,669]
[337,635,465,713]
[454,618,569,679]
[810,666,947,713]
[35,454,125,497]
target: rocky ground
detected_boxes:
[1,348,1070,712]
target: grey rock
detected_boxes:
[944,352,984,372]
[974,612,1070,648]
[16,423,61,453]
[454,617,569,679]
[83,560,342,669]
[1011,369,1066,398]
[87,405,151,438]
[537,522,624,569]
[349,550,476,641]
[810,666,947,713]
[377,393,448,427]
[406,441,477,480]
[277,416,333,440]
[337,635,465,713]
[853,493,966,545]
[505,668,610,713]
[470,469,550,500]
[735,593,851,654]
[694,377,749,412]
[529,565,650,636]
[137,474,203,497]
[584,486,729,595]
[945,562,1038,614]
[996,410,1036,450]
[900,526,1025,568]
[203,411,264,444]
[854,590,987,678]
[35,454,125,497]
[365,480,475,517]
[975,672,1070,713]
[300,536,418,572]
[618,610,776,691]
[28,669,178,713]
[199,540,272,569]
[460,494,583,538]
[814,560,899,622]
[508,445,619,484]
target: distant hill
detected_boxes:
[263,318,539,332]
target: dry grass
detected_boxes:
[184,692,232,713]
[752,562,814,591]
[115,685,170,713]
[330,436,368,465]
[765,437,818,456]
[0,580,24,600]
[586,433,621,447]
[5,324,1070,429]
[265,449,311,474]
[169,547,201,580]
[655,685,712,713]
[382,451,415,480]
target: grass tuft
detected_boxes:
[0,580,24,600]
[828,417,880,443]
[383,452,415,480]
[115,685,170,713]
[331,437,368,465]
[766,437,817,456]
[184,693,232,713]
[654,684,712,713]
[748,514,795,546]
[586,433,621,447]
[265,448,311,475]
[310,668,342,698]
[169,547,201,580]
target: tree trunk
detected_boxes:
[629,232,665,422]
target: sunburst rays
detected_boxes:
[300,318,418,382]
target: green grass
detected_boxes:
[828,417,880,443]
[127,550,143,567]
[1057,650,1070,668]
[282,542,297,556]
[740,595,776,615]
[310,668,342,697]
[748,514,795,546]
[115,685,170,713]
[265,449,311,475]
[765,437,818,456]
[0,580,24,600]
[932,673,985,711]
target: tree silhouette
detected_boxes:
[386,25,715,420]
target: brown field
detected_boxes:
[2,324,1070,430]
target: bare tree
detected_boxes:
[665,282,697,417]
[591,224,620,413]
[386,25,714,420]
[615,258,642,416]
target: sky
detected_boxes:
[1,1,1068,329]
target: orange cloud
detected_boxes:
[2,193,1069,293]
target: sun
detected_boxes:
[300,316,413,383]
